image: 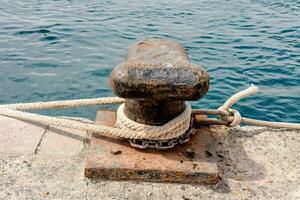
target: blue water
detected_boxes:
[0,0,299,122]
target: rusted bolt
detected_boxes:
[110,38,209,125]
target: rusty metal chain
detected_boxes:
[129,120,194,150]
[127,108,237,150]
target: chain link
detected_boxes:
[128,120,194,150]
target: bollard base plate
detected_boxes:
[84,110,220,185]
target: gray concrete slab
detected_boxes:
[38,126,88,156]
[0,116,46,156]
[0,118,299,199]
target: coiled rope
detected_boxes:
[115,103,191,140]
[0,85,299,142]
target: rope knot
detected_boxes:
[227,109,242,127]
[218,107,241,127]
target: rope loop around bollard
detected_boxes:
[0,84,299,149]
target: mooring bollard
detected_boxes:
[110,38,210,149]
[85,39,219,184]
[110,38,209,125]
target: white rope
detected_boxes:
[0,100,191,140]
[0,84,299,143]
[199,85,300,129]
[116,102,191,140]
[220,84,259,111]
[242,117,300,129]
[0,97,125,110]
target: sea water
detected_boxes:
[0,0,299,122]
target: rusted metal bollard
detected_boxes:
[110,38,209,125]
[85,39,219,184]
[110,38,209,149]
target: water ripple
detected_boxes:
[0,0,299,122]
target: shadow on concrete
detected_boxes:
[19,119,87,142]
[48,126,87,142]
[212,127,268,193]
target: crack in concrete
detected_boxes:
[34,125,50,154]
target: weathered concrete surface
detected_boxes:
[0,116,299,199]
[38,126,88,156]
[0,116,46,155]
[0,115,89,157]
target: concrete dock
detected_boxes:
[0,115,299,199]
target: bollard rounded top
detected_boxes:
[110,38,209,100]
